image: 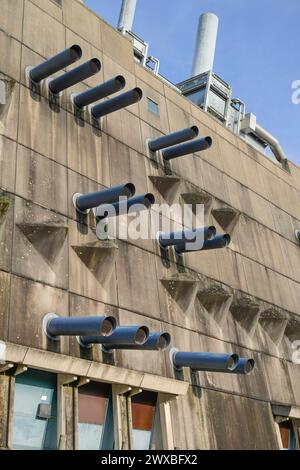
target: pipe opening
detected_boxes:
[157,333,171,350]
[124,183,136,198]
[223,234,231,246]
[191,125,199,137]
[90,58,101,73]
[204,136,213,148]
[134,326,149,344]
[228,353,239,370]
[244,359,255,374]
[70,45,83,60]
[144,193,155,207]
[133,87,143,100]
[100,316,117,336]
[207,225,217,240]
[116,75,126,89]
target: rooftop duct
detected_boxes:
[118,0,138,33]
[192,13,219,77]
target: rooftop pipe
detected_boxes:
[192,13,219,77]
[118,0,138,33]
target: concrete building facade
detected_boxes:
[0,0,299,450]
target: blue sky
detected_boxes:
[86,0,300,166]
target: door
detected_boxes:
[12,369,57,450]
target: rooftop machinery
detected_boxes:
[117,1,287,165]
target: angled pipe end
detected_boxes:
[90,58,101,73]
[124,183,136,198]
[144,193,155,207]
[116,75,126,90]
[100,316,117,336]
[207,225,217,240]
[156,332,171,350]
[133,87,143,101]
[70,44,83,61]
[134,326,149,345]
[243,358,255,374]
[228,353,239,371]
[223,234,231,247]
[204,136,213,148]
[191,125,199,137]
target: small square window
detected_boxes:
[147,98,160,117]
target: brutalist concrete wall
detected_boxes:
[0,0,300,450]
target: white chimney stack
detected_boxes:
[192,13,219,76]
[118,0,138,33]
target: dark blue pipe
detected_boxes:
[162,136,212,161]
[158,226,216,249]
[29,45,82,83]
[224,358,255,375]
[175,234,231,254]
[74,183,135,213]
[49,58,101,94]
[91,87,143,119]
[102,332,171,351]
[79,325,149,347]
[74,75,126,108]
[45,315,116,339]
[94,193,155,219]
[172,351,239,372]
[148,126,199,152]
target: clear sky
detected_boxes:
[85,0,300,166]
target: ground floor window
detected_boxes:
[279,420,297,450]
[131,391,157,450]
[12,369,57,450]
[78,381,114,450]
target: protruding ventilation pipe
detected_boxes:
[171,349,239,373]
[73,76,126,109]
[118,0,138,33]
[72,183,135,214]
[78,325,149,348]
[157,226,216,250]
[91,87,143,119]
[253,123,287,163]
[101,332,171,352]
[175,233,230,254]
[148,126,199,152]
[29,45,82,83]
[162,137,212,161]
[48,58,101,95]
[192,13,219,77]
[43,314,117,341]
[94,193,155,220]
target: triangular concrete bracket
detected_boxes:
[17,222,68,267]
[230,295,262,336]
[259,308,289,346]
[197,285,233,327]
[211,207,240,234]
[148,175,181,204]
[0,193,10,224]
[181,189,213,216]
[72,240,118,286]
[284,315,300,343]
[161,273,199,315]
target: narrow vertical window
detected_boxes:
[279,421,297,450]
[78,382,114,450]
[131,391,157,450]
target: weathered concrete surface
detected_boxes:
[0,0,299,450]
